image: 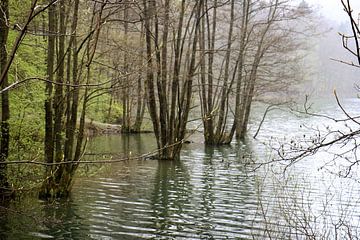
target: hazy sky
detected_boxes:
[308,0,360,23]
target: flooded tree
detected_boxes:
[0,0,360,238]
[199,0,312,145]
[142,0,203,160]
[198,0,236,145]
[39,0,106,199]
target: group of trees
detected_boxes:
[0,0,314,199]
[142,0,312,159]
[198,0,310,145]
[0,0,113,198]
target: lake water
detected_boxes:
[1,98,360,239]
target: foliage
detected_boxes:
[6,29,46,161]
[0,10,47,189]
[87,93,123,124]
[7,33,46,78]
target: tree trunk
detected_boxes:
[64,0,79,162]
[200,0,235,145]
[122,4,130,133]
[0,0,10,195]
[236,0,278,139]
[132,24,146,133]
[168,0,186,154]
[39,0,57,200]
[143,0,160,149]
[213,0,235,144]
[40,0,105,199]
[230,0,250,140]
[53,0,66,165]
[143,0,202,160]
[176,0,203,156]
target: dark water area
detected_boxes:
[1,98,360,239]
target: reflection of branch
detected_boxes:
[256,178,272,239]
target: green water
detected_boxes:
[1,98,360,239]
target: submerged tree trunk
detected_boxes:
[143,0,203,160]
[230,0,250,140]
[64,0,80,163]
[199,0,235,145]
[40,0,66,197]
[213,0,235,144]
[199,0,216,144]
[59,1,105,198]
[40,0,56,199]
[143,0,160,149]
[40,0,104,199]
[236,1,278,140]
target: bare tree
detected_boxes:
[199,0,311,144]
[143,0,203,160]
[39,0,108,199]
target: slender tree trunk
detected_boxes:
[177,0,203,155]
[238,55,261,139]
[57,2,105,198]
[53,0,66,164]
[214,0,234,143]
[236,0,278,139]
[157,0,170,156]
[132,23,145,132]
[40,0,105,199]
[0,0,10,194]
[64,0,79,162]
[122,4,130,132]
[74,1,105,168]
[44,0,55,168]
[107,93,113,121]
[204,0,217,144]
[143,0,202,160]
[39,0,57,199]
[143,0,160,149]
[199,1,209,143]
[168,0,186,155]
[230,0,250,140]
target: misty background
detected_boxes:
[303,0,360,97]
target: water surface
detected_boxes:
[1,98,360,239]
